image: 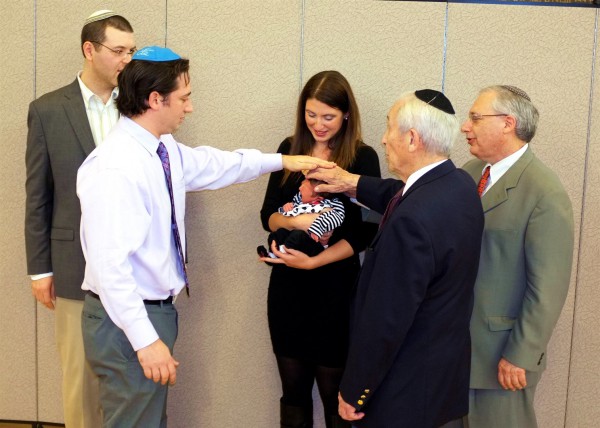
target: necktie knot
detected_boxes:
[477,166,491,197]
[379,186,405,229]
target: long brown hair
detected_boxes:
[283,70,362,183]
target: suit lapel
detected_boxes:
[481,148,534,212]
[62,80,96,156]
[370,160,455,245]
[400,160,455,203]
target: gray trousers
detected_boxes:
[82,294,178,428]
[465,387,538,428]
[351,417,464,428]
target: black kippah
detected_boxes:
[415,89,455,115]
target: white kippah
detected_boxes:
[84,10,117,25]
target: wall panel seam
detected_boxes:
[442,3,449,92]
[33,0,39,421]
[165,0,169,47]
[299,0,306,93]
[564,8,599,428]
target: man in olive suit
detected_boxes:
[461,85,574,427]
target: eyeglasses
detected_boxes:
[90,41,137,58]
[468,112,508,122]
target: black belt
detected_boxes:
[87,291,173,305]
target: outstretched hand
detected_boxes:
[307,166,360,197]
[282,155,335,173]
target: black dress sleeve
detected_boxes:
[332,143,381,253]
[260,138,302,232]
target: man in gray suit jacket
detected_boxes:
[25,10,136,427]
[461,85,574,427]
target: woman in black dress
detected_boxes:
[260,70,380,428]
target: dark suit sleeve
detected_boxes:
[25,101,54,275]
[339,212,434,411]
[503,188,574,371]
[357,176,404,214]
[335,145,382,253]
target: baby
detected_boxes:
[258,178,345,259]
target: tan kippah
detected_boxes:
[84,10,117,25]
[500,85,531,102]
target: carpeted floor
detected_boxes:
[0,422,64,428]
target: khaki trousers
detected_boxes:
[55,297,102,428]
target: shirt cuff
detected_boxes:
[260,153,283,175]
[31,272,53,280]
[123,317,160,351]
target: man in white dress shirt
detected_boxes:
[25,10,135,427]
[77,46,333,427]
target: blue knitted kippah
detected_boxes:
[132,46,181,62]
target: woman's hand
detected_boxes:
[258,240,316,270]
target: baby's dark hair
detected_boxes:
[307,178,331,198]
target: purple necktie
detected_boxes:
[379,186,405,229]
[157,142,189,296]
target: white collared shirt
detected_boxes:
[77,72,120,146]
[77,116,282,350]
[402,159,448,195]
[480,144,529,196]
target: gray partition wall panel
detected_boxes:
[445,4,595,428]
[34,1,167,423]
[303,0,448,179]
[0,1,36,421]
[166,1,303,427]
[568,10,600,427]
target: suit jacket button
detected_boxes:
[360,395,366,399]
[364,389,370,393]
[357,400,364,405]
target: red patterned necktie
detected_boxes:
[477,166,491,197]
[157,142,189,296]
[379,186,405,229]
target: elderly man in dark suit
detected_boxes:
[308,90,484,428]
[25,10,136,427]
[461,85,574,428]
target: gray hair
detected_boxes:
[481,85,539,143]
[394,92,459,157]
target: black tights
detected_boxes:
[276,354,344,416]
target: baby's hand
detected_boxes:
[319,231,333,246]
[282,202,294,212]
[310,232,320,242]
